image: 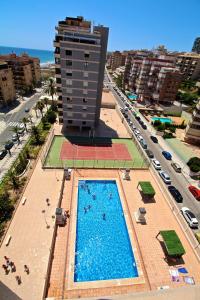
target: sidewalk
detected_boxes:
[0,159,63,300]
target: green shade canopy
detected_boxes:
[160,230,186,257]
[138,181,155,197]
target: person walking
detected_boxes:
[15,275,21,285]
[24,265,29,274]
[2,264,8,274]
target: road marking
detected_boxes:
[0,120,6,134]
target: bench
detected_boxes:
[5,235,11,246]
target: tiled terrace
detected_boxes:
[47,168,200,299]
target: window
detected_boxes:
[67,105,72,109]
[67,88,72,94]
[68,120,73,124]
[66,60,72,66]
[82,113,87,118]
[84,71,88,78]
[84,62,88,68]
[84,52,90,58]
[67,97,72,102]
[66,50,72,56]
[82,106,87,110]
[66,72,72,77]
[67,112,73,117]
[66,79,72,85]
[83,81,88,87]
[83,98,87,103]
[82,121,86,125]
[83,89,87,95]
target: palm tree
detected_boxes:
[10,126,20,143]
[21,117,29,132]
[42,97,49,109]
[36,101,45,117]
[33,106,38,118]
[31,125,41,144]
[45,78,56,105]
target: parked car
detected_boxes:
[188,185,200,201]
[0,149,7,160]
[159,170,171,184]
[162,151,172,160]
[134,129,140,137]
[140,139,147,149]
[171,162,182,173]
[12,134,18,142]
[124,114,128,119]
[150,135,158,143]
[180,207,198,228]
[137,135,143,142]
[168,186,183,203]
[145,149,154,158]
[152,159,161,170]
[4,141,14,151]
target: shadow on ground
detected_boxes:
[0,281,22,300]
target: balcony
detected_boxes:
[55,73,61,78]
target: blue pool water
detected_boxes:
[128,94,137,100]
[151,117,172,124]
[74,180,138,282]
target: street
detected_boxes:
[0,89,44,181]
[105,69,200,228]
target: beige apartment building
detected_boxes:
[0,53,41,92]
[110,51,126,71]
[126,56,181,104]
[0,61,16,107]
[185,99,200,145]
[176,52,200,80]
[54,16,109,129]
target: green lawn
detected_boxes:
[44,135,148,169]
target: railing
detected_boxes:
[41,127,55,167]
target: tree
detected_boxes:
[31,125,41,144]
[10,126,20,143]
[8,170,20,190]
[21,117,29,132]
[33,106,38,118]
[187,157,200,173]
[0,192,14,223]
[42,97,49,108]
[46,110,57,124]
[36,101,45,117]
[45,78,56,105]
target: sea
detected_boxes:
[0,45,54,65]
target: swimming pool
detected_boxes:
[74,180,138,282]
[128,94,137,100]
[151,117,172,124]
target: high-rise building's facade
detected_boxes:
[176,53,200,80]
[185,99,200,145]
[110,51,126,71]
[0,53,41,92]
[0,61,16,107]
[54,16,109,129]
[192,37,200,54]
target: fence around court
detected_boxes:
[40,127,55,166]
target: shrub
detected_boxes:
[157,124,165,131]
[163,132,174,139]
[0,192,14,223]
[187,157,200,173]
[46,110,57,124]
[153,120,162,127]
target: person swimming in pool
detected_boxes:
[88,205,91,210]
[109,193,112,199]
[102,213,106,220]
[84,207,87,214]
[92,193,96,200]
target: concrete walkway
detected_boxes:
[0,160,63,300]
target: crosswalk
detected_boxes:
[0,120,6,135]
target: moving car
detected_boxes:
[188,185,200,201]
[159,170,171,184]
[152,159,161,170]
[162,151,172,160]
[150,135,158,143]
[0,149,7,160]
[168,186,183,203]
[12,134,18,142]
[171,162,182,173]
[180,207,198,228]
[145,149,154,158]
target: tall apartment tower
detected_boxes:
[192,37,200,54]
[54,16,109,130]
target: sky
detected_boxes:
[0,0,200,52]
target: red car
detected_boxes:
[188,185,200,201]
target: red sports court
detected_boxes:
[60,141,132,161]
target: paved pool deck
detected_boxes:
[47,169,200,299]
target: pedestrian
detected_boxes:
[24,265,29,274]
[2,264,8,274]
[46,198,50,206]
[10,261,16,272]
[15,275,21,285]
[4,256,9,261]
